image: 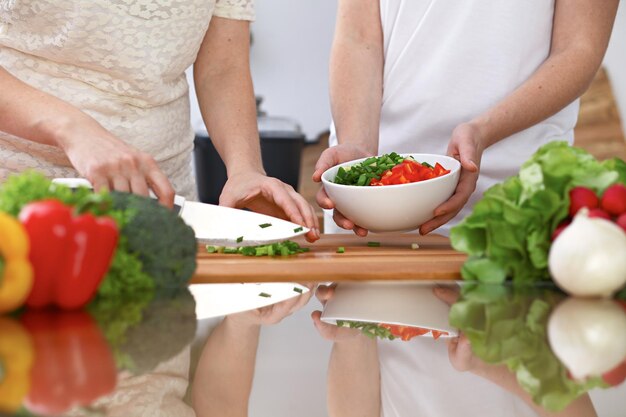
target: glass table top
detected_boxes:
[1,280,624,417]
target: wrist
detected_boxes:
[465,118,493,151]
[223,314,262,332]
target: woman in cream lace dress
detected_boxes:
[0,0,319,240]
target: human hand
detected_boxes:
[419,123,484,235]
[227,283,316,327]
[311,285,365,342]
[312,144,374,237]
[219,171,320,242]
[433,285,487,373]
[58,117,175,207]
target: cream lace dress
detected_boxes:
[0,0,254,199]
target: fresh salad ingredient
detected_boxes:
[601,183,626,216]
[0,317,34,414]
[21,310,117,415]
[618,214,626,232]
[449,284,605,412]
[370,160,450,186]
[569,186,599,216]
[259,223,272,228]
[109,192,197,292]
[293,287,303,294]
[0,213,33,314]
[20,200,119,310]
[548,298,626,383]
[367,241,381,247]
[205,240,309,257]
[411,243,420,250]
[294,226,303,233]
[333,153,450,186]
[236,236,244,243]
[450,142,626,284]
[258,292,271,298]
[336,247,345,254]
[336,320,448,341]
[549,211,626,297]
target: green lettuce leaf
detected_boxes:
[451,142,625,283]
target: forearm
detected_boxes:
[330,0,383,154]
[471,0,618,149]
[471,47,603,148]
[473,365,597,417]
[192,316,261,417]
[0,66,94,150]
[327,336,381,417]
[195,65,262,176]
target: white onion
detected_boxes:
[548,298,626,380]
[548,211,626,297]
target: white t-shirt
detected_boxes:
[327,0,579,236]
[378,338,538,417]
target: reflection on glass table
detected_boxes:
[1,282,625,417]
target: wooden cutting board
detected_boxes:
[192,233,466,283]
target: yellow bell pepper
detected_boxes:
[0,212,33,313]
[0,317,34,413]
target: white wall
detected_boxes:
[249,1,336,140]
[604,1,626,135]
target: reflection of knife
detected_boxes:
[52,178,309,246]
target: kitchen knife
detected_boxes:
[52,178,309,246]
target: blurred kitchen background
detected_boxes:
[187,2,626,416]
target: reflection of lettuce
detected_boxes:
[450,142,626,284]
[90,287,197,374]
[449,284,606,412]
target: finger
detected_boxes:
[146,165,175,208]
[333,209,356,231]
[431,171,478,217]
[290,290,314,314]
[353,225,369,237]
[419,212,456,235]
[289,189,317,231]
[91,175,110,193]
[433,286,460,306]
[265,181,306,225]
[453,141,479,172]
[110,175,131,193]
[311,310,336,340]
[315,285,336,304]
[129,174,150,197]
[316,187,335,210]
[312,148,338,182]
[447,335,460,356]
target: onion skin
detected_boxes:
[548,298,626,381]
[548,212,626,297]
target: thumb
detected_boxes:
[454,140,479,172]
[313,148,339,182]
[433,286,459,306]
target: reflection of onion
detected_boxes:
[548,298,626,381]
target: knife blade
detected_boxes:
[52,178,309,245]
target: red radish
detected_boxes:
[603,360,626,386]
[569,187,599,217]
[601,184,626,216]
[617,213,626,233]
[551,220,571,241]
[587,208,612,220]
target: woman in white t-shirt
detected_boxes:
[311,0,619,416]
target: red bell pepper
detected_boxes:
[21,310,117,415]
[19,200,119,310]
[371,160,451,186]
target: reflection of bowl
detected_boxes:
[320,282,458,338]
[321,154,460,232]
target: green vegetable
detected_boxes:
[449,284,606,411]
[0,256,4,279]
[336,246,345,254]
[333,152,407,186]
[450,142,626,284]
[90,287,196,373]
[206,240,309,257]
[109,192,197,291]
[0,172,155,301]
[336,320,396,340]
[259,223,272,228]
[236,236,244,243]
[293,226,303,233]
[367,241,381,247]
[293,287,303,294]
[259,292,271,298]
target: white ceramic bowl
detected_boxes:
[321,282,458,338]
[321,153,461,232]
